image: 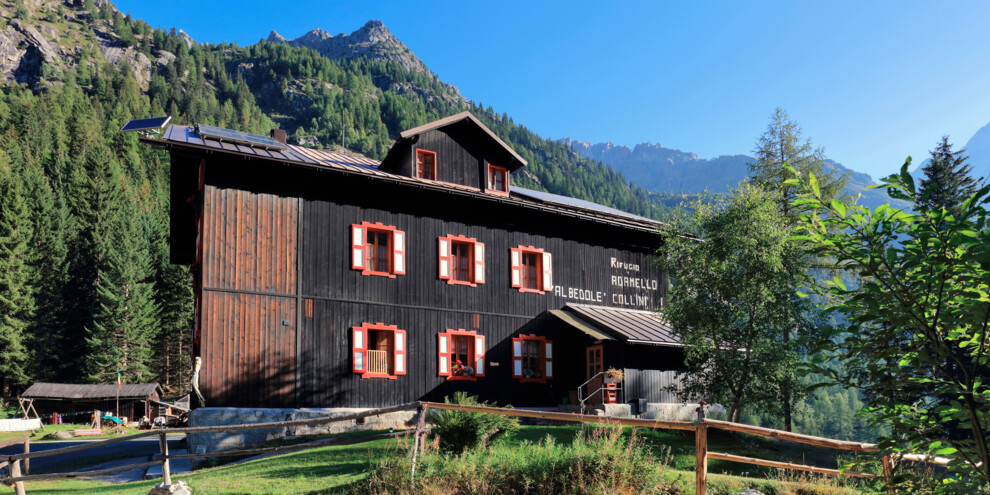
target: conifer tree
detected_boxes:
[919,136,977,217]
[85,187,159,384]
[0,151,34,395]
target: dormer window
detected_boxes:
[416,149,437,180]
[488,165,508,194]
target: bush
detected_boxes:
[428,392,520,454]
[355,423,677,495]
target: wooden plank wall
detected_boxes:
[415,129,484,188]
[624,369,687,404]
[200,186,298,407]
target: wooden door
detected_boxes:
[586,344,604,404]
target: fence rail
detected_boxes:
[1,400,949,494]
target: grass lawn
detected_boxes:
[1,426,876,495]
[0,423,141,443]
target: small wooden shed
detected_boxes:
[20,383,163,424]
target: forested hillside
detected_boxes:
[0,0,670,400]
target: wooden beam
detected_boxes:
[8,459,25,495]
[422,401,698,431]
[0,437,28,450]
[695,424,708,495]
[704,419,877,452]
[2,461,161,484]
[162,430,416,459]
[708,451,876,478]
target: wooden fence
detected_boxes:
[0,400,947,494]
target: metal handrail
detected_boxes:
[576,372,624,412]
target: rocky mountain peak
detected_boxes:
[266,19,425,74]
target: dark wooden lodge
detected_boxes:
[21,383,162,423]
[143,112,686,410]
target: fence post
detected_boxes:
[23,438,29,475]
[881,454,893,494]
[9,458,25,495]
[410,403,428,481]
[158,431,172,486]
[695,400,708,495]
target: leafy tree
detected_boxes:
[919,136,978,217]
[658,182,815,422]
[789,161,990,492]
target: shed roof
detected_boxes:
[22,382,162,400]
[562,303,680,346]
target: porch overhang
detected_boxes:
[560,303,681,347]
[548,309,615,341]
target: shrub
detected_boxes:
[355,423,677,495]
[428,392,520,454]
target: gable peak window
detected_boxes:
[487,165,509,195]
[510,245,552,293]
[438,235,485,286]
[351,222,406,277]
[352,322,407,379]
[416,149,437,180]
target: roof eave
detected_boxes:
[399,112,528,168]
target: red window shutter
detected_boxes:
[394,329,407,376]
[352,326,366,375]
[474,334,486,377]
[544,340,554,379]
[393,230,406,275]
[438,332,450,377]
[511,337,523,378]
[541,251,552,292]
[473,242,485,284]
[510,248,522,288]
[351,224,365,271]
[438,237,451,280]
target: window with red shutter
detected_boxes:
[351,222,405,278]
[438,235,484,287]
[512,334,552,383]
[510,245,551,294]
[352,322,406,379]
[438,329,483,381]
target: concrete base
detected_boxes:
[641,402,726,421]
[148,480,193,495]
[187,407,417,456]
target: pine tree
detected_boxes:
[919,136,977,217]
[0,151,34,395]
[84,187,159,384]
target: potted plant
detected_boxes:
[604,367,623,384]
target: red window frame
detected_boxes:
[416,149,437,180]
[438,235,485,286]
[511,334,553,383]
[351,222,406,278]
[352,322,407,379]
[509,245,552,294]
[437,329,486,381]
[487,164,509,195]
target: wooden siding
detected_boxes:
[414,128,484,189]
[624,369,687,403]
[199,186,298,407]
[202,186,297,294]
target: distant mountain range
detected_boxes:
[561,139,898,208]
[910,122,990,185]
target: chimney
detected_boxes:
[270,128,287,145]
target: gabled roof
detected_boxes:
[399,111,528,169]
[22,382,162,400]
[561,303,680,346]
[142,125,664,234]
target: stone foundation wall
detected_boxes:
[642,402,725,422]
[187,407,418,454]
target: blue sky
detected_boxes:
[117,0,990,180]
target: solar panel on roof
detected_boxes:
[120,116,171,132]
[196,124,288,150]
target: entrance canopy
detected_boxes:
[553,303,681,346]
